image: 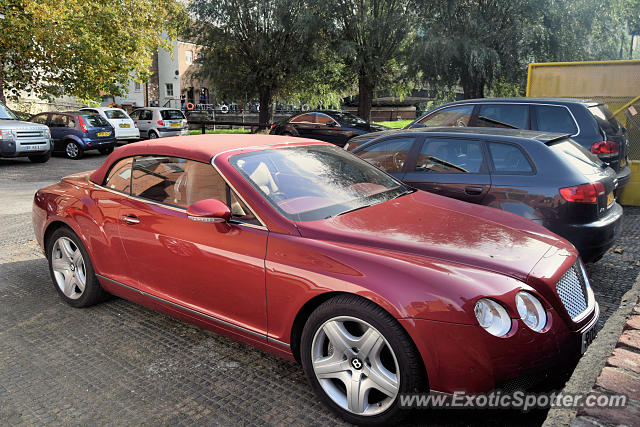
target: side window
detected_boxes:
[129,110,140,120]
[315,113,339,127]
[357,137,415,172]
[476,104,529,129]
[105,157,133,192]
[535,105,578,134]
[67,116,76,128]
[487,142,533,173]
[49,114,68,128]
[416,105,473,127]
[290,113,315,124]
[30,114,49,125]
[141,110,153,120]
[230,191,260,225]
[416,138,484,173]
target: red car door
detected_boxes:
[117,155,269,336]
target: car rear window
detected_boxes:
[105,110,129,119]
[588,105,622,135]
[535,105,578,134]
[549,139,604,175]
[161,110,185,120]
[82,114,110,127]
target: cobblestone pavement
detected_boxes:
[1,153,638,426]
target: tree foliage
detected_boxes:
[323,0,418,120]
[189,0,325,125]
[0,0,186,104]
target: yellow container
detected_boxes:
[619,160,640,206]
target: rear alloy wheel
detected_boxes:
[98,146,114,155]
[301,295,426,424]
[46,227,107,307]
[148,131,158,139]
[65,141,84,159]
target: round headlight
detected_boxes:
[474,298,511,337]
[515,292,547,332]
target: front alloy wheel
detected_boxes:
[311,316,400,416]
[301,295,426,424]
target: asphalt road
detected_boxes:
[1,150,638,426]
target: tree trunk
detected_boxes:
[461,76,485,99]
[258,87,272,130]
[358,74,373,122]
[0,57,5,105]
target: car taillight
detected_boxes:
[157,120,165,126]
[270,124,276,130]
[590,141,618,156]
[560,182,605,203]
[78,116,88,133]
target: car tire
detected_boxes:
[98,146,114,155]
[148,131,158,140]
[46,227,108,308]
[300,294,426,424]
[65,141,84,159]
[28,151,52,163]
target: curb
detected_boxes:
[543,271,640,426]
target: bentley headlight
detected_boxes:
[474,298,511,337]
[515,292,547,332]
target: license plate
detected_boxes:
[26,144,46,151]
[581,322,597,354]
[97,131,110,137]
[170,123,181,128]
[607,192,614,206]
[119,124,130,128]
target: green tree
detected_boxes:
[189,0,324,126]
[323,0,418,121]
[0,0,185,104]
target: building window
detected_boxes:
[196,51,204,61]
[185,50,193,65]
[165,83,174,97]
[134,81,142,92]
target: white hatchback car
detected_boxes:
[80,107,140,142]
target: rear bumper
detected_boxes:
[615,165,632,191]
[157,127,189,137]
[551,203,623,263]
[115,128,140,140]
[83,138,117,150]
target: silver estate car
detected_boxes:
[0,101,52,163]
[129,107,189,139]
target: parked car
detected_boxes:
[400,98,631,192]
[28,111,116,159]
[129,107,189,139]
[270,110,387,147]
[33,134,598,424]
[80,107,140,142]
[347,127,622,262]
[0,101,52,163]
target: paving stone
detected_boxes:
[595,367,640,397]
[607,347,640,374]
[624,314,640,331]
[618,330,640,352]
[578,402,640,427]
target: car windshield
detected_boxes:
[105,109,129,119]
[82,114,110,127]
[230,145,412,221]
[0,103,18,120]
[328,111,367,126]
[161,110,185,120]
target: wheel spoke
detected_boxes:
[366,361,399,398]
[74,274,86,292]
[313,354,348,379]
[58,239,75,261]
[63,275,77,297]
[51,257,68,273]
[356,327,383,360]
[323,321,356,355]
[346,372,367,414]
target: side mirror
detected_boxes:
[186,199,231,223]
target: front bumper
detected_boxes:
[1,139,51,158]
[550,203,623,263]
[400,303,598,394]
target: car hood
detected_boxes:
[295,190,570,282]
[0,119,48,131]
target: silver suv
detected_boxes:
[0,102,52,163]
[129,107,188,139]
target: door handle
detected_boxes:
[465,186,484,195]
[121,215,140,225]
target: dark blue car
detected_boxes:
[28,111,116,159]
[269,110,387,147]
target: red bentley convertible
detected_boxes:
[32,135,598,423]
